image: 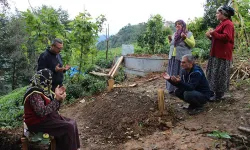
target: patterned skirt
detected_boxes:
[206,57,231,92]
[166,57,181,93]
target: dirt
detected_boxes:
[1,71,250,150]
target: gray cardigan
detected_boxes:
[168,31,193,60]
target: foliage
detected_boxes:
[207,130,231,139]
[0,86,26,128]
[203,0,230,28]
[137,14,172,54]
[114,67,126,84]
[97,23,147,50]
[69,11,106,78]
[232,0,250,53]
[66,74,106,103]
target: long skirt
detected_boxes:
[28,112,80,150]
[206,56,231,93]
[166,56,181,93]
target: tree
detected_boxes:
[69,11,106,80]
[137,14,171,54]
[203,0,230,28]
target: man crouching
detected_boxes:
[163,54,211,115]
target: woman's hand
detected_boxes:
[181,33,187,39]
[55,86,66,101]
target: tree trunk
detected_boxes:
[11,61,17,90]
[78,45,83,82]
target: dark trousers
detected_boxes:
[28,112,80,150]
[175,89,208,108]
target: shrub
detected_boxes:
[0,87,27,128]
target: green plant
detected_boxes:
[0,86,27,128]
[207,130,231,139]
[114,67,126,84]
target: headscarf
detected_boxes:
[174,20,188,47]
[23,69,53,103]
[217,6,235,18]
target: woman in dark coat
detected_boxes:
[23,69,80,150]
[206,6,235,101]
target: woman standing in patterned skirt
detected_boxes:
[167,20,195,94]
[206,6,235,101]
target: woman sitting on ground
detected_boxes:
[23,68,80,150]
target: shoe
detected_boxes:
[182,104,195,110]
[188,107,204,115]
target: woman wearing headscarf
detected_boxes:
[167,20,195,94]
[205,6,235,101]
[23,68,80,150]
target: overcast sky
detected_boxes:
[9,0,206,35]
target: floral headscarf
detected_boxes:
[174,20,188,47]
[29,68,53,97]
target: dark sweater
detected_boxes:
[37,47,64,88]
[169,65,211,98]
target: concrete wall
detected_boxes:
[123,56,168,76]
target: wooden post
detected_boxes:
[50,136,56,150]
[21,137,28,150]
[107,79,115,92]
[158,89,165,115]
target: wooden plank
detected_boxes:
[238,126,250,133]
[89,71,110,77]
[113,83,137,88]
[108,58,120,76]
[111,56,124,78]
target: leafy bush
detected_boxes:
[114,67,126,83]
[0,87,27,128]
[95,59,113,68]
[66,74,107,103]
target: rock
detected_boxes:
[165,121,173,128]
[150,108,154,111]
[127,136,132,139]
[184,123,203,131]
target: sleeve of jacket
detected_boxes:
[184,35,195,48]
[175,71,202,91]
[37,53,48,71]
[211,24,234,42]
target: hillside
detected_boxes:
[97,23,147,50]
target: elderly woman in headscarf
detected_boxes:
[205,6,235,101]
[23,68,80,150]
[166,20,195,94]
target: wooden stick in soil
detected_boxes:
[107,79,115,92]
[158,89,165,115]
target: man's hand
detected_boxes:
[162,72,171,80]
[55,86,66,101]
[181,32,187,40]
[55,64,64,72]
[171,75,181,83]
[64,64,71,71]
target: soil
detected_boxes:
[1,69,250,150]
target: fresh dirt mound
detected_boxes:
[79,89,172,145]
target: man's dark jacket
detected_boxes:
[37,47,64,88]
[169,65,211,98]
